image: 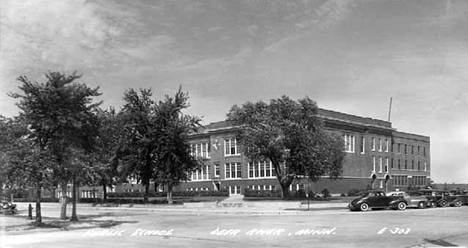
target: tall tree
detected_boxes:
[9,71,101,223]
[90,107,121,200]
[227,96,346,199]
[118,88,160,202]
[117,87,202,203]
[154,88,202,204]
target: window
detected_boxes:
[417,161,421,171]
[378,138,382,151]
[344,134,355,153]
[404,144,407,154]
[214,163,220,177]
[372,156,376,172]
[417,146,420,156]
[391,158,394,169]
[360,137,365,154]
[228,186,241,194]
[424,162,427,171]
[411,145,414,155]
[190,142,211,158]
[423,147,427,157]
[411,161,414,170]
[224,138,240,156]
[385,139,389,152]
[398,143,401,154]
[393,175,408,186]
[413,176,427,186]
[379,157,383,172]
[398,159,401,169]
[404,160,407,170]
[248,161,275,178]
[191,165,211,181]
[372,137,376,151]
[385,157,389,172]
[225,163,242,179]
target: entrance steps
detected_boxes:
[217,195,244,208]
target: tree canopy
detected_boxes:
[8,71,102,223]
[116,87,202,203]
[227,95,346,198]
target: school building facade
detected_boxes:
[180,108,431,195]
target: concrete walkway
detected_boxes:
[11,200,349,214]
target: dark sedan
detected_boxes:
[348,190,408,211]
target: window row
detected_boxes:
[247,185,274,191]
[343,135,391,154]
[393,175,427,186]
[190,162,281,180]
[81,190,99,198]
[371,137,389,152]
[391,159,428,171]
[395,143,427,157]
[342,134,428,157]
[186,187,211,191]
[190,165,212,181]
[372,156,389,173]
[412,176,427,186]
[248,161,276,178]
[190,142,211,158]
[393,175,408,186]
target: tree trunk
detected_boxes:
[280,182,291,199]
[167,183,173,204]
[102,178,107,200]
[144,182,150,203]
[279,176,294,199]
[60,183,67,220]
[35,187,42,225]
[70,177,78,221]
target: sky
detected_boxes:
[1,0,467,183]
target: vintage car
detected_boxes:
[450,189,468,205]
[0,200,18,215]
[418,189,463,207]
[387,191,429,209]
[348,190,408,211]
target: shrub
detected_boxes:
[347,188,363,197]
[340,193,346,197]
[293,189,307,198]
[13,198,59,203]
[321,188,331,199]
[243,189,283,197]
[107,189,229,198]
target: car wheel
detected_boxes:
[429,201,437,208]
[360,203,370,211]
[439,200,447,207]
[418,201,426,209]
[454,201,462,207]
[397,202,407,211]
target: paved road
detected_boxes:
[2,206,468,248]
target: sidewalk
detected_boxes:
[11,199,349,214]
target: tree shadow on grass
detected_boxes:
[4,212,139,233]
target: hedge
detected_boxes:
[13,198,59,202]
[243,189,316,198]
[107,189,229,198]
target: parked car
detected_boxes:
[387,191,428,209]
[348,190,408,211]
[418,189,463,207]
[0,200,18,215]
[449,189,468,205]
